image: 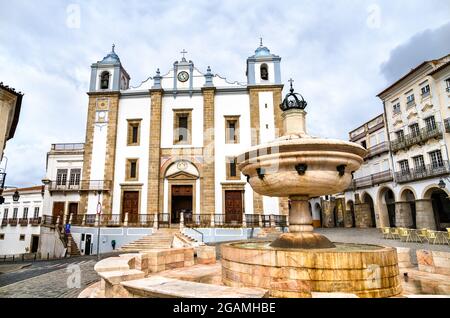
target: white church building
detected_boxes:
[74,42,289,227]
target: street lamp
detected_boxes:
[12,190,20,202]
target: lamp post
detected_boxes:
[96,190,102,261]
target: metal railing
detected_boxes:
[42,215,58,226]
[261,215,271,228]
[214,214,242,228]
[390,123,442,152]
[158,213,170,228]
[100,214,121,227]
[51,143,84,151]
[128,214,154,227]
[1,218,7,227]
[71,214,84,226]
[245,214,260,227]
[85,214,96,226]
[185,214,212,227]
[48,180,111,192]
[19,218,28,226]
[8,218,18,226]
[29,217,41,226]
[273,215,288,227]
[348,170,393,190]
[395,161,450,183]
[366,142,389,158]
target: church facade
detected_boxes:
[79,43,289,226]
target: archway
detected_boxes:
[424,187,450,230]
[362,193,376,227]
[378,187,396,227]
[346,200,355,227]
[399,188,416,228]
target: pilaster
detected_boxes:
[201,87,215,214]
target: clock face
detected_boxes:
[177,71,189,82]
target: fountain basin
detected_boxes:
[237,137,366,197]
[221,241,402,298]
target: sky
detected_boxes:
[1,0,449,187]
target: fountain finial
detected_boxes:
[280,78,307,111]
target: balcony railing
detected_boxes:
[214,214,242,228]
[48,180,112,192]
[273,215,288,227]
[245,214,260,227]
[85,214,96,226]
[366,142,389,159]
[42,215,58,226]
[445,118,450,133]
[348,169,393,191]
[19,218,28,226]
[127,214,154,227]
[395,161,450,183]
[390,123,442,152]
[51,143,84,151]
[29,217,41,226]
[8,218,18,226]
[1,218,7,227]
[185,214,212,227]
[99,214,121,227]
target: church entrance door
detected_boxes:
[225,190,243,224]
[171,185,193,224]
[122,191,139,223]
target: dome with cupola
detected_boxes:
[99,44,121,64]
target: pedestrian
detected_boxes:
[111,240,116,250]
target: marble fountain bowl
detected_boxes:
[221,241,402,298]
[237,136,367,197]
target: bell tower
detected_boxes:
[246,40,287,216]
[80,45,129,217]
[246,38,281,85]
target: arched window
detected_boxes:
[260,63,268,80]
[100,71,110,89]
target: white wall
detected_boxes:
[112,96,151,215]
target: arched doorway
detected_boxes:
[362,193,376,227]
[347,200,355,227]
[400,188,416,228]
[378,188,396,227]
[429,188,450,230]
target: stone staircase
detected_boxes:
[67,234,81,256]
[120,228,180,252]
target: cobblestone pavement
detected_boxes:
[0,258,99,298]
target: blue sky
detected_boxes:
[1,0,449,187]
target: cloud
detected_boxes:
[381,22,450,82]
[1,0,449,187]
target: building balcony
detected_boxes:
[347,169,393,191]
[29,217,41,226]
[8,218,18,226]
[366,141,389,159]
[51,143,84,152]
[1,219,7,227]
[444,118,450,133]
[41,215,58,227]
[390,123,442,153]
[48,180,111,192]
[395,161,450,183]
[19,218,28,226]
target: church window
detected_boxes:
[126,159,139,181]
[260,64,269,80]
[173,109,192,145]
[100,71,110,89]
[127,119,141,146]
[226,157,240,180]
[225,116,240,144]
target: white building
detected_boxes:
[75,42,288,227]
[0,186,43,255]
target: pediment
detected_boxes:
[167,171,198,180]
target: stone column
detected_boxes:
[354,203,372,228]
[394,201,413,228]
[288,196,313,232]
[242,214,247,228]
[82,214,86,226]
[201,87,216,215]
[124,213,129,227]
[180,212,184,230]
[147,89,163,215]
[68,213,73,225]
[153,215,158,230]
[415,199,436,230]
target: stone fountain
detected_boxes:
[221,81,402,297]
